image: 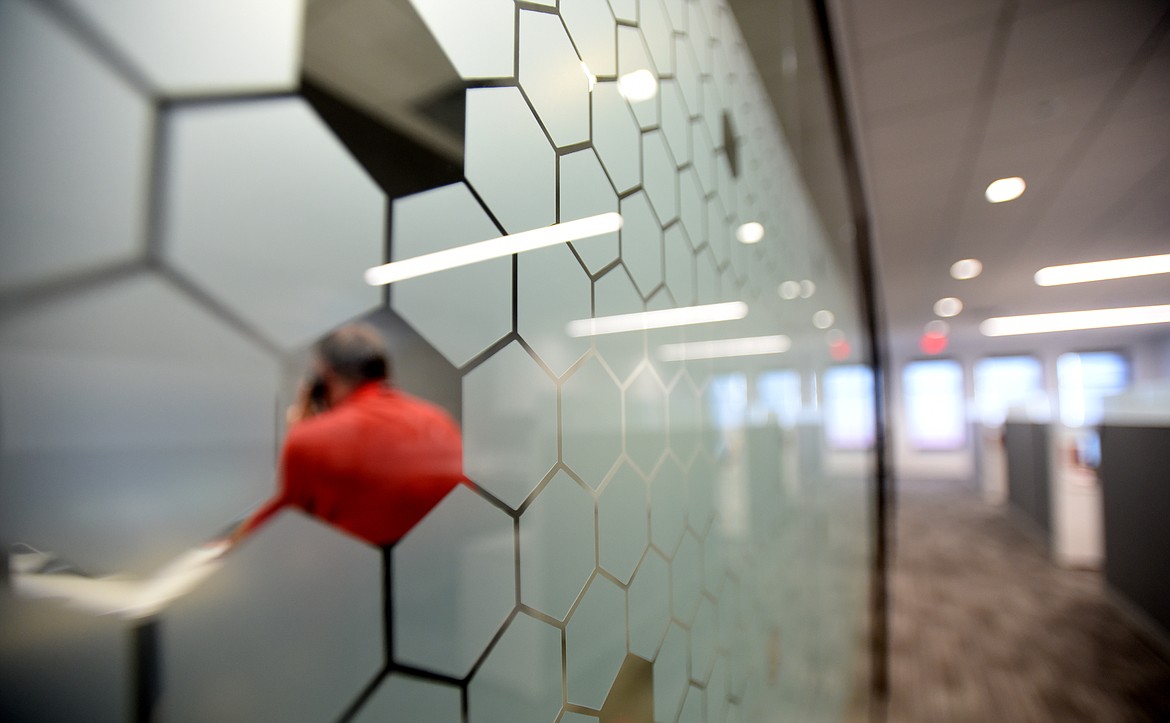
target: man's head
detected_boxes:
[312,323,391,406]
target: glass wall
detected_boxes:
[0,0,875,720]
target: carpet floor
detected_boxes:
[885,478,1170,722]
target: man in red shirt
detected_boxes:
[234,323,465,546]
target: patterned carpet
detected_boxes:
[886,478,1170,723]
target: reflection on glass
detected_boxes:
[974,355,1044,426]
[903,359,967,450]
[823,365,875,450]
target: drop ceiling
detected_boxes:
[826,0,1170,356]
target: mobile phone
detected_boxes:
[308,376,329,408]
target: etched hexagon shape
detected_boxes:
[560,148,620,273]
[679,168,706,250]
[650,456,687,555]
[693,121,717,197]
[663,0,686,31]
[391,182,511,368]
[664,225,696,310]
[671,532,702,624]
[617,27,659,130]
[62,0,303,96]
[705,524,727,596]
[519,9,590,147]
[562,353,623,490]
[592,81,641,193]
[352,674,462,723]
[642,130,679,225]
[520,471,596,620]
[674,34,701,115]
[625,364,667,477]
[660,79,692,167]
[518,243,591,376]
[608,0,637,23]
[707,196,730,268]
[0,0,151,292]
[646,287,685,384]
[0,274,278,577]
[628,548,670,660]
[708,655,729,723]
[464,341,557,509]
[696,246,721,306]
[688,453,717,535]
[653,623,689,722]
[620,191,663,298]
[639,0,674,77]
[161,511,382,722]
[162,97,383,350]
[598,462,649,585]
[407,0,514,79]
[668,373,702,466]
[466,86,556,233]
[469,612,563,723]
[594,265,646,385]
[565,575,627,710]
[563,0,617,77]
[393,485,515,678]
[690,597,717,684]
[678,686,704,723]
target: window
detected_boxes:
[903,359,966,450]
[974,355,1044,426]
[754,369,801,427]
[823,365,875,449]
[1058,351,1129,428]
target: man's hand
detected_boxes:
[286,379,318,426]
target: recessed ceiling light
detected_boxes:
[366,212,622,286]
[617,69,657,102]
[925,320,950,336]
[799,280,816,298]
[934,297,963,317]
[778,281,800,299]
[985,177,1026,203]
[980,304,1170,336]
[812,310,835,329]
[658,334,791,361]
[1034,253,1170,286]
[735,221,765,244]
[566,301,747,337]
[950,258,983,280]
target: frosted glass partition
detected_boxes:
[0,0,874,719]
[160,512,382,722]
[0,274,278,576]
[62,0,304,96]
[162,97,384,351]
[0,0,150,292]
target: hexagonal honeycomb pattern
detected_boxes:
[161,511,382,722]
[0,0,150,292]
[597,461,649,585]
[0,0,874,719]
[519,471,595,620]
[468,612,563,722]
[392,485,515,678]
[463,341,558,508]
[565,575,627,709]
[162,97,384,350]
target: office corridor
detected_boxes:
[887,478,1170,722]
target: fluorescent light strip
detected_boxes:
[1034,253,1170,286]
[658,334,791,361]
[980,304,1170,336]
[365,212,623,286]
[566,301,748,337]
